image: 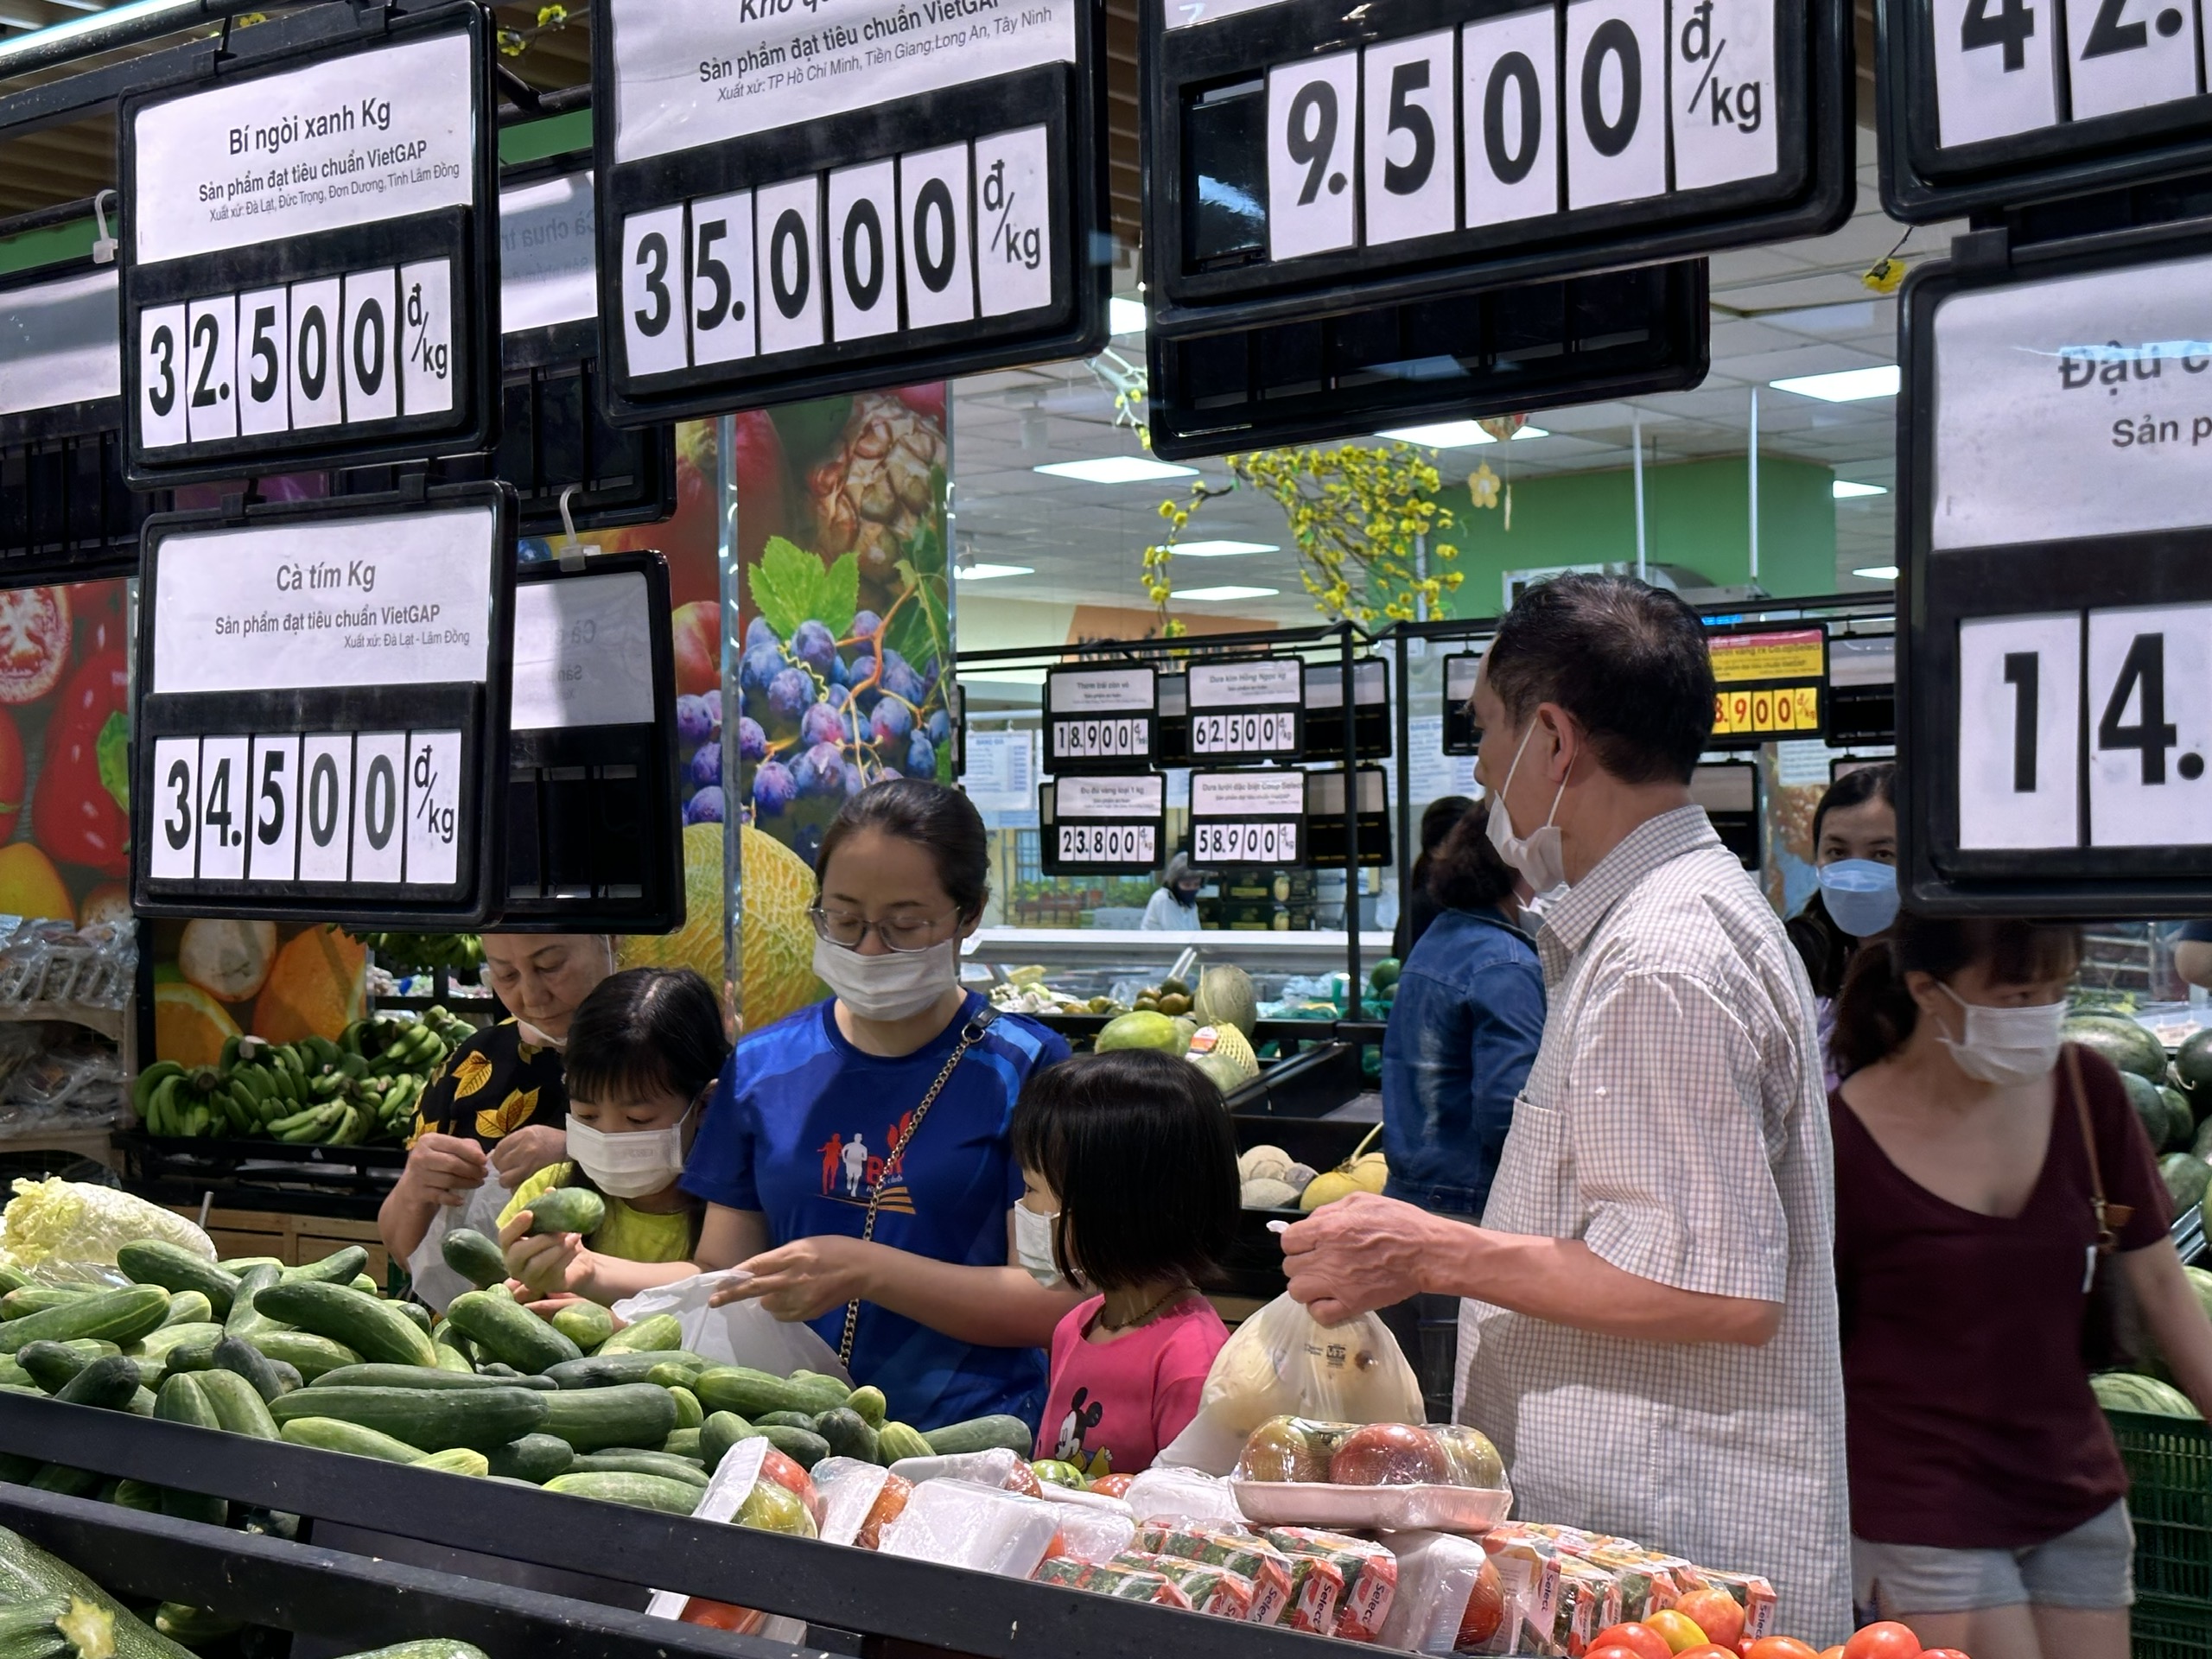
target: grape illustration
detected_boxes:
[906,732,936,779]
[850,610,882,642]
[791,619,836,674]
[677,694,714,747]
[737,716,768,763]
[794,741,849,799]
[752,760,795,817]
[685,785,726,824]
[925,709,950,747]
[795,823,824,867]
[692,744,721,787]
[700,688,724,733]
[745,616,781,655]
[741,643,784,698]
[882,655,926,708]
[799,702,844,748]
[767,667,814,725]
[829,654,851,689]
[870,699,914,747]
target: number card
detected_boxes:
[1441,652,1484,754]
[132,482,515,925]
[1304,764,1393,868]
[594,0,1107,422]
[118,3,497,485]
[1044,666,1158,772]
[1041,774,1166,874]
[1188,658,1305,760]
[1190,770,1307,867]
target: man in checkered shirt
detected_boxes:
[1284,575,1849,1642]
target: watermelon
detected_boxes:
[2160,1152,2211,1212]
[2125,1071,2171,1150]
[2162,1086,2196,1152]
[2093,1370,2201,1417]
[2065,1014,2170,1083]
[2179,1028,2212,1113]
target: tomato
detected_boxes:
[1744,1641,1823,1659]
[1456,1558,1505,1648]
[671,601,720,696]
[1917,1650,1970,1659]
[1588,1648,1651,1659]
[1679,1647,1738,1659]
[1675,1591,1746,1650]
[1646,1611,1711,1655]
[1592,1624,1676,1659]
[1843,1624,1922,1659]
[677,1599,764,1634]
[0,588,68,704]
[32,650,129,874]
[1818,1649,1846,1659]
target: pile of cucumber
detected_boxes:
[0,1217,1033,1526]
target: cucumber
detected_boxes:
[439,1230,506,1291]
[278,1417,426,1465]
[155,1603,245,1644]
[445,1292,580,1374]
[247,1332,361,1381]
[269,1386,549,1452]
[698,1411,754,1472]
[153,1374,222,1432]
[54,1357,140,1412]
[595,1314,682,1357]
[873,1422,933,1464]
[112,1480,164,1513]
[252,1282,437,1370]
[485,1433,573,1483]
[216,1257,283,1275]
[193,1370,278,1439]
[662,1427,703,1459]
[691,1366,804,1420]
[754,1411,817,1431]
[0,1594,79,1659]
[0,1288,170,1357]
[522,1188,606,1236]
[128,1389,158,1416]
[0,1526,197,1659]
[543,1350,708,1389]
[543,1471,701,1515]
[15,1343,85,1395]
[158,1486,226,1528]
[26,1467,101,1500]
[350,1275,383,1296]
[1,1288,92,1321]
[0,1269,23,1296]
[411,1447,491,1478]
[131,1325,226,1363]
[568,1449,709,1486]
[155,1293,213,1330]
[431,1339,474,1376]
[223,1265,283,1339]
[783,1371,855,1414]
[156,1341,217,1382]
[312,1364,518,1391]
[667,1386,702,1431]
[812,1408,878,1465]
[922,1414,1038,1458]
[116,1242,239,1317]
[211,1337,295,1402]
[537,1382,678,1452]
[392,1300,433,1336]
[846,1385,887,1427]
[756,1425,830,1469]
[550,1301,615,1352]
[331,1646,488,1659]
[282,1247,369,1286]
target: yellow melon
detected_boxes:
[617,823,826,1033]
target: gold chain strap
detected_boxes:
[837,1010,996,1367]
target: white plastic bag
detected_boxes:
[1121,1465,1247,1527]
[1378,1532,1513,1656]
[1157,1292,1420,1475]
[878,1479,1062,1577]
[610,1269,850,1382]
[0,1179,214,1282]
[405,1179,512,1313]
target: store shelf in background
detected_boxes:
[2132,1596,2212,1659]
[2108,1409,2212,1605]
[969,928,1393,970]
[0,1002,124,1042]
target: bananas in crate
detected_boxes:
[130,1007,478,1147]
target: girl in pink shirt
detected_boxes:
[1011,1050,1239,1475]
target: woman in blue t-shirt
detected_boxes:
[510,779,1077,1431]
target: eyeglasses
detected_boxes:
[809,906,960,953]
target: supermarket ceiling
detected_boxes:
[0,0,1932,629]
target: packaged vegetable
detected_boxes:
[1230,1418,1510,1532]
[686,1436,822,1537]
[810,1456,912,1549]
[1669,1567,1777,1643]
[1042,1503,1136,1565]
[878,1479,1063,1578]
[1121,1465,1245,1526]
[888,1445,1043,1496]
[1378,1532,1510,1656]
[1261,1527,1398,1643]
[0,1179,214,1282]
[1131,1522,1325,1629]
[1036,1557,1195,1607]
[1116,1551,1257,1618]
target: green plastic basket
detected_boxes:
[2108,1408,2212,1603]
[2131,1594,2212,1659]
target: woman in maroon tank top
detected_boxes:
[1829,912,2212,1659]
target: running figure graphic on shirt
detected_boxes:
[841,1135,868,1196]
[817,1114,919,1214]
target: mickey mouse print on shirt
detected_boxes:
[1054,1387,1103,1464]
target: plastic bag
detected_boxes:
[878,1479,1062,1577]
[1121,1465,1245,1527]
[1040,1500,1135,1565]
[0,1179,215,1282]
[1158,1292,1420,1475]
[887,1446,1041,1496]
[812,1456,912,1548]
[610,1269,849,1382]
[1378,1532,1510,1656]
[405,1179,511,1313]
[642,1439,817,1645]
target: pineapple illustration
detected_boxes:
[804,391,948,588]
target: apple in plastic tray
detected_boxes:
[1327,1422,1454,1487]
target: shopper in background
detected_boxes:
[1831,912,2212,1659]
[499,968,733,1300]
[2170,920,2212,992]
[685,779,1081,1432]
[1280,574,1851,1641]
[1392,794,1478,960]
[1141,852,1205,931]
[1376,812,1543,1416]
[1011,1049,1237,1473]
[377,932,616,1265]
[1788,762,1900,1001]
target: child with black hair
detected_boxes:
[1010,1049,1240,1474]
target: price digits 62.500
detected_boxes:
[1193,710,1298,753]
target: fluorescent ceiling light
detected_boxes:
[1833,480,1889,499]
[1512,425,1549,439]
[1179,585,1280,601]
[1853,565,1900,582]
[1109,297,1147,336]
[1376,420,1495,448]
[1770,365,1900,402]
[961,668,1048,687]
[1033,456,1198,484]
[1176,539,1277,557]
[956,563,1034,581]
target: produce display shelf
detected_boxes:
[0,1001,126,1042]
[2108,1408,2212,1604]
[2131,1593,2212,1659]
[0,1479,796,1659]
[970,930,1395,970]
[0,1391,1351,1659]
[117,1132,404,1219]
[1221,1043,1377,1302]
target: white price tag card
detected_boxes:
[399,258,455,417]
[687,192,756,367]
[1564,0,1668,209]
[501,173,598,336]
[2065,0,2201,122]
[1363,31,1456,246]
[405,730,465,887]
[238,287,290,437]
[1956,613,2082,851]
[1189,659,1303,756]
[137,305,189,449]
[1268,53,1361,261]
[183,296,238,442]
[1046,665,1157,763]
[340,268,398,425]
[757,180,826,358]
[351,732,408,884]
[901,145,975,331]
[246,734,302,882]
[1670,0,1778,190]
[1306,658,1388,709]
[620,205,690,378]
[0,269,119,418]
[195,736,251,881]
[1463,9,1559,230]
[289,278,344,430]
[149,739,201,880]
[829,161,900,341]
[2087,604,2212,849]
[974,126,1054,318]
[511,573,657,731]
[1058,774,1166,817]
[1930,0,2061,149]
[299,735,355,883]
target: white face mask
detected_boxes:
[813,935,960,1022]
[1014,1202,1063,1286]
[515,1019,566,1052]
[563,1102,695,1199]
[1486,723,1569,895]
[1936,982,2069,1086]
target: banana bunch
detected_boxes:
[131,1006,477,1147]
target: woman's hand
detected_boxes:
[397,1134,488,1208]
[711,1236,871,1321]
[499,1209,595,1300]
[489,1125,567,1190]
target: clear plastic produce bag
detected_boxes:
[0,1178,215,1282]
[404,1179,512,1313]
[610,1269,850,1382]
[1156,1291,1420,1475]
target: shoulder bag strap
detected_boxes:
[836,1007,1000,1367]
[2068,1042,2133,1253]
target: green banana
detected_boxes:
[132,1062,186,1116]
[219,1034,244,1074]
[144,1075,181,1136]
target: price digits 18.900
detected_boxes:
[1054,717,1147,760]
[1058,823,1156,863]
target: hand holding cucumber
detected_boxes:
[487,1125,567,1190]
[498,1210,594,1300]
[398,1135,489,1207]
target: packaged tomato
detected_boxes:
[1090,1474,1134,1499]
[811,1457,913,1549]
[1116,1551,1257,1618]
[1039,1501,1136,1565]
[1261,1528,1398,1643]
[1230,1417,1510,1532]
[1036,1557,1195,1607]
[1377,1532,1516,1656]
[1131,1522,1300,1624]
[1668,1567,1777,1643]
[675,1600,766,1634]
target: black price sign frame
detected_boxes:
[118,3,500,489]
[1043,664,1159,772]
[1304,655,1391,761]
[1305,763,1392,868]
[1186,655,1305,761]
[1880,0,2212,223]
[1188,767,1307,868]
[1690,757,1760,871]
[0,257,157,581]
[591,3,1112,425]
[131,479,516,928]
[1440,649,1484,754]
[1899,221,2212,918]
[1040,773,1166,875]
[1704,620,1828,750]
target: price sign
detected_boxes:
[118,3,496,486]
[1144,0,1849,454]
[1305,657,1390,761]
[1691,760,1760,869]
[132,482,514,925]
[504,555,684,932]
[593,0,1107,423]
[1706,625,1827,748]
[1188,658,1304,759]
[1190,769,1306,867]
[1305,764,1393,868]
[1441,652,1484,754]
[1044,666,1157,771]
[1899,222,2212,914]
[1040,774,1166,874]
[1885,0,2212,220]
